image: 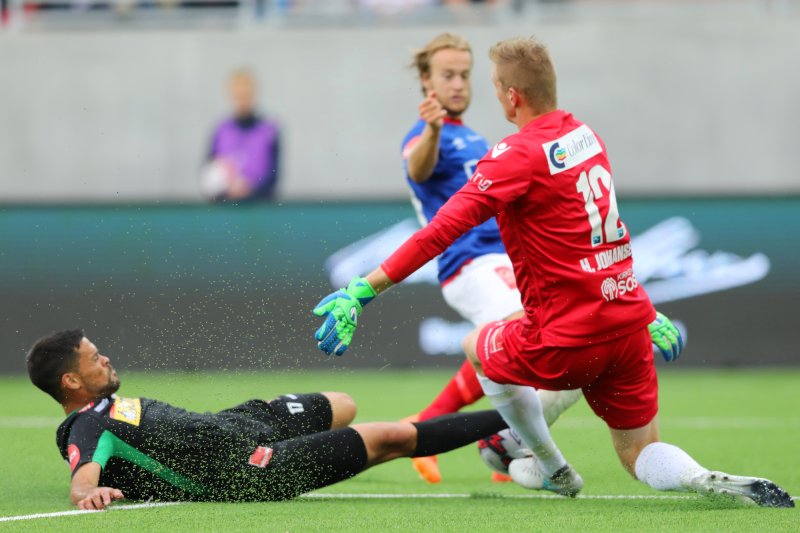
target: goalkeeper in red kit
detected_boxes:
[313,37,794,506]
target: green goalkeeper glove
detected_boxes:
[313,277,377,356]
[649,311,684,362]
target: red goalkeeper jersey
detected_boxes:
[382,110,655,346]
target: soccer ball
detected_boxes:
[200,158,237,198]
[477,428,533,474]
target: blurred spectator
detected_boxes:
[202,69,281,202]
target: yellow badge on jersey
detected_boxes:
[110,397,141,426]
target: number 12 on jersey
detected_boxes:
[576,164,626,247]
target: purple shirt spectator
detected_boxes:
[204,70,281,202]
[209,114,280,200]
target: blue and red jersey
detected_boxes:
[401,117,505,283]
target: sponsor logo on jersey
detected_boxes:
[601,269,639,301]
[491,142,512,158]
[248,446,274,468]
[469,171,493,192]
[451,137,466,150]
[67,444,80,472]
[542,125,603,175]
[580,242,633,273]
[110,397,141,426]
[93,398,109,412]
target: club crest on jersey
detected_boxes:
[542,125,603,175]
[110,397,142,426]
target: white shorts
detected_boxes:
[440,253,523,326]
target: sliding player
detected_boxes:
[314,37,794,506]
[400,32,581,484]
[27,330,511,509]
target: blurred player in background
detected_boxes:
[202,69,281,202]
[27,330,511,509]
[400,32,580,484]
[314,37,794,506]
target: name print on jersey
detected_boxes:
[579,242,633,273]
[542,125,603,175]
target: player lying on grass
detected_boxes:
[400,32,581,484]
[313,37,794,507]
[27,330,511,510]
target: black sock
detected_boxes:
[411,410,507,457]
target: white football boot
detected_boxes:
[509,457,584,497]
[688,471,795,508]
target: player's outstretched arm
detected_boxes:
[406,91,446,183]
[70,462,124,510]
[312,269,394,356]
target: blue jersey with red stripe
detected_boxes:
[402,117,506,283]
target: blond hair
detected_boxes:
[489,37,557,113]
[411,32,472,81]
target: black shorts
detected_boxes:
[216,393,333,442]
[210,394,368,501]
[229,426,368,501]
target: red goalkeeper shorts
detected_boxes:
[477,319,658,430]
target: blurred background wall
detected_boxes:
[1,0,798,373]
[1,2,799,201]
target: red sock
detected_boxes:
[419,360,485,421]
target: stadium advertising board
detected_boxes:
[0,199,797,373]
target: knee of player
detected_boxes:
[462,327,483,373]
[322,391,357,427]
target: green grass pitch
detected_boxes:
[0,368,797,532]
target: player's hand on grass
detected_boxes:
[77,487,124,511]
[419,91,446,130]
[313,276,377,356]
[649,311,684,362]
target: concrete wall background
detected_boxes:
[1,6,798,201]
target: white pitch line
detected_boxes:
[302,493,696,500]
[0,416,63,429]
[3,493,796,522]
[0,502,180,523]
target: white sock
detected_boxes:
[634,442,708,491]
[477,375,567,477]
[538,389,582,426]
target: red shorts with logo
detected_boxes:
[477,319,658,430]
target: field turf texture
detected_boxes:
[0,369,797,532]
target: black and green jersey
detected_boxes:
[56,395,285,501]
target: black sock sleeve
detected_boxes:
[412,410,507,457]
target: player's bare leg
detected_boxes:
[352,409,507,469]
[464,326,583,496]
[321,392,357,429]
[611,417,794,508]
